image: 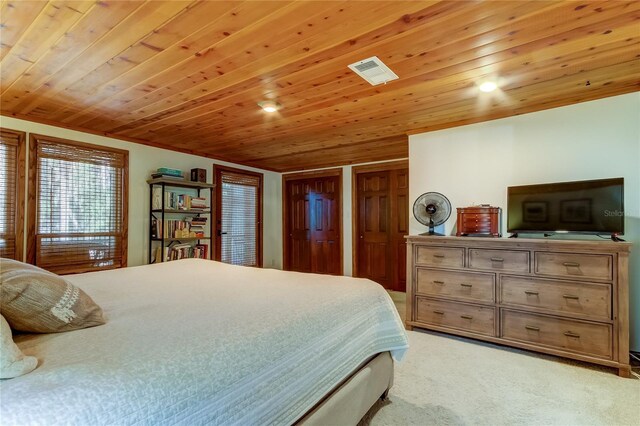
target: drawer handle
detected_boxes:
[490,257,504,262]
[433,310,445,315]
[525,325,540,331]
[562,294,580,300]
[564,331,580,338]
[433,254,445,258]
[433,280,445,284]
[563,262,580,267]
[460,283,473,288]
[524,290,539,296]
[460,315,473,320]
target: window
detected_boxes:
[28,135,128,274]
[0,128,26,260]
[214,165,263,267]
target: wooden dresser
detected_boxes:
[405,236,632,376]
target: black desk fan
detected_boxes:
[413,192,452,236]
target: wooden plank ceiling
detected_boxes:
[1,1,638,172]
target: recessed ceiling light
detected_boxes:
[258,100,280,113]
[479,81,498,93]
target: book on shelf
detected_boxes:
[153,190,209,211]
[188,226,205,238]
[162,243,209,261]
[152,187,162,209]
[157,167,183,176]
[177,194,209,210]
[157,218,208,239]
[152,172,185,180]
[152,168,184,180]
[188,216,208,225]
[190,197,208,209]
[152,246,162,264]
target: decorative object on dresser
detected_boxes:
[456,205,501,237]
[413,192,452,236]
[148,178,214,263]
[405,236,631,377]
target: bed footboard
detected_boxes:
[296,352,394,425]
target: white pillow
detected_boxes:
[0,314,38,379]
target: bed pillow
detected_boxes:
[0,314,38,379]
[0,258,105,333]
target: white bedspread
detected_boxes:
[1,259,408,425]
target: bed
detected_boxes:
[1,259,408,425]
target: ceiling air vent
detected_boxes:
[348,56,399,86]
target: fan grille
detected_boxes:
[413,192,452,227]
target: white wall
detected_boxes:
[0,116,283,269]
[409,92,640,350]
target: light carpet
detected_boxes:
[361,330,639,426]
[364,291,639,425]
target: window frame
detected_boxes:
[0,128,26,261]
[213,164,263,267]
[27,134,128,273]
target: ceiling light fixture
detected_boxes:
[479,81,498,93]
[258,100,281,113]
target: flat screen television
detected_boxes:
[507,178,624,236]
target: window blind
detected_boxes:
[220,171,261,267]
[33,137,128,274]
[0,130,24,260]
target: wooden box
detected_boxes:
[190,168,207,183]
[456,206,501,237]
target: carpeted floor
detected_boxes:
[361,291,640,426]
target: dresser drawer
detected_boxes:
[534,252,613,281]
[500,276,611,321]
[463,217,492,225]
[501,310,612,359]
[415,246,464,268]
[461,225,492,234]
[462,222,492,230]
[417,268,495,303]
[460,213,489,220]
[416,297,495,336]
[468,249,529,273]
